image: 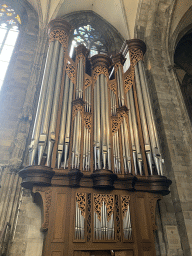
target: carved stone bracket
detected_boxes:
[33,187,52,232]
[124,66,135,93]
[76,192,86,218]
[66,62,76,84]
[84,112,92,132]
[93,194,114,221]
[108,79,117,94]
[121,195,131,218]
[84,73,92,89]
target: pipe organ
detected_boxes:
[19,19,171,256]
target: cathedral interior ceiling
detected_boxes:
[26,0,139,39]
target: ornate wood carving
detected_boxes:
[121,195,131,218]
[87,193,91,242]
[33,187,52,232]
[92,66,109,82]
[111,106,129,134]
[76,193,86,218]
[72,98,85,118]
[148,194,162,231]
[84,73,92,89]
[108,79,117,94]
[124,67,135,93]
[114,62,122,72]
[66,62,76,84]
[115,195,121,242]
[111,116,121,134]
[84,112,92,132]
[49,29,68,50]
[76,53,86,65]
[129,48,144,67]
[93,194,114,221]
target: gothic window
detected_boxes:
[70,24,107,58]
[0,4,21,89]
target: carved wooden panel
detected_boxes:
[136,197,149,240]
[53,193,66,241]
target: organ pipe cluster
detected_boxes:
[28,22,164,177]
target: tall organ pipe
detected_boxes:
[128,88,143,175]
[100,74,107,169]
[63,79,74,169]
[38,40,60,165]
[138,61,163,175]
[126,91,137,175]
[135,65,153,175]
[46,44,65,166]
[29,42,55,165]
[57,74,70,168]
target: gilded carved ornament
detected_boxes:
[111,107,128,134]
[121,195,131,218]
[93,194,114,222]
[72,103,84,119]
[123,47,143,92]
[92,66,109,82]
[76,193,86,218]
[114,62,122,73]
[84,113,92,132]
[84,73,92,89]
[129,48,144,67]
[76,53,86,66]
[124,66,135,93]
[49,29,68,50]
[108,79,117,94]
[66,62,76,84]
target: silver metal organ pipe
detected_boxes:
[135,64,153,175]
[96,78,101,169]
[126,92,137,174]
[57,74,70,168]
[104,76,111,170]
[123,117,131,173]
[72,113,77,168]
[46,44,65,166]
[94,84,97,169]
[128,88,143,175]
[100,74,107,169]
[139,61,163,175]
[38,40,60,165]
[116,70,121,107]
[29,41,55,165]
[76,62,79,99]
[63,79,74,169]
[79,58,83,98]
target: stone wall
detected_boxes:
[0,2,49,255]
[135,0,192,255]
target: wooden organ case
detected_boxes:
[19,19,171,256]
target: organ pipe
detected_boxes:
[29,41,55,165]
[28,31,164,179]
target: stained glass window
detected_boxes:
[70,25,107,58]
[0,4,20,89]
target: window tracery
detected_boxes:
[70,24,107,58]
[0,4,20,89]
